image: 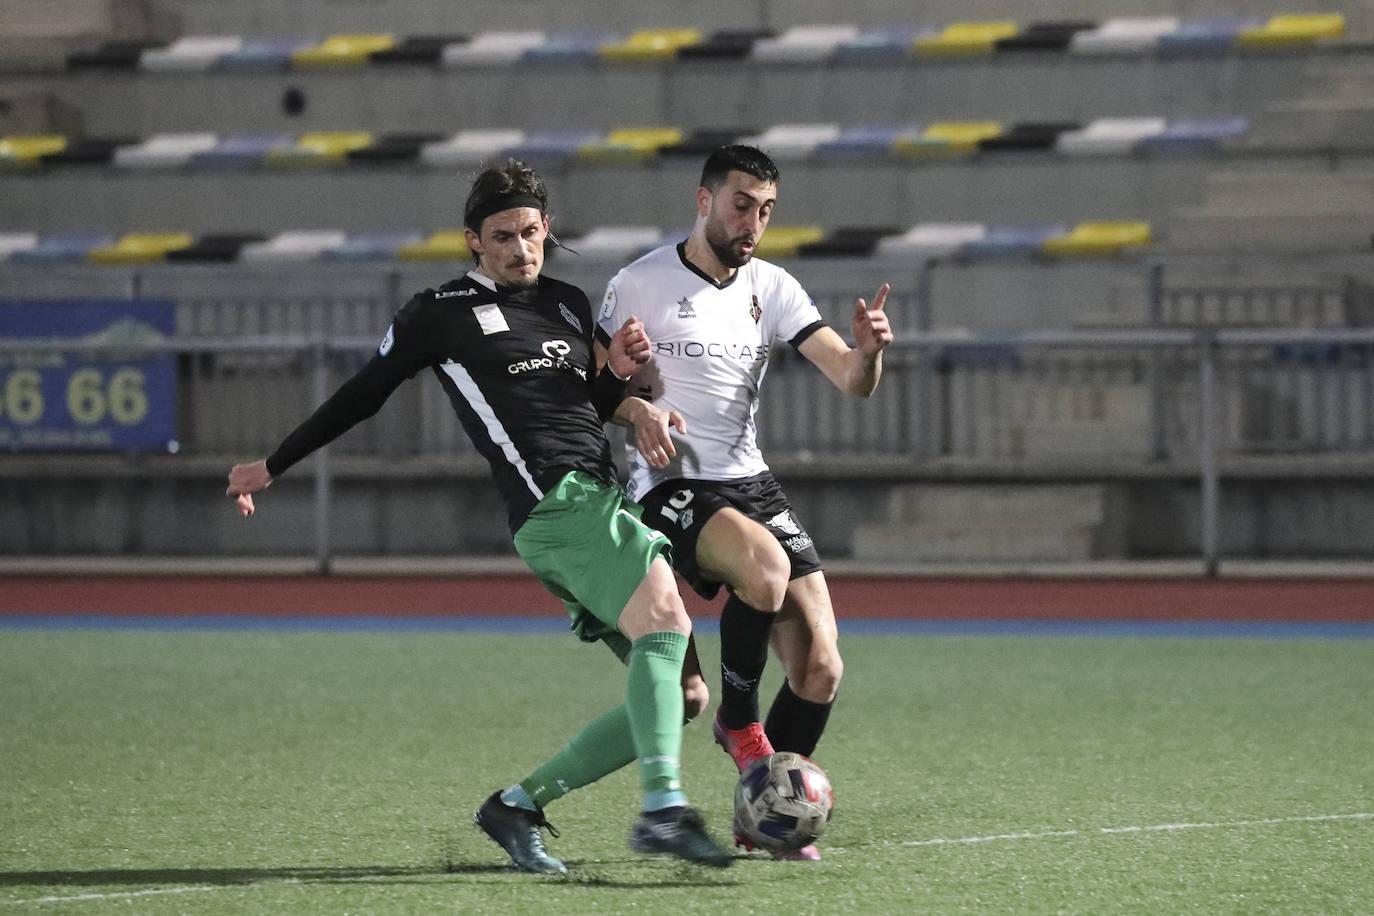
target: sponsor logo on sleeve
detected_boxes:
[378,323,395,356]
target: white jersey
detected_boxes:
[598,242,825,501]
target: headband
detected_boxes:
[464,192,547,231]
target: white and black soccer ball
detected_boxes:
[733,752,834,852]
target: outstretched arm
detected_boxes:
[797,283,893,397]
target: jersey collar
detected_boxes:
[676,241,739,290]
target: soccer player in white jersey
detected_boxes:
[596,144,893,860]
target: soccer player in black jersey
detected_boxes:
[226,160,730,872]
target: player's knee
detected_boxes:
[734,541,790,612]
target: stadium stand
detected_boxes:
[3,1,1374,563]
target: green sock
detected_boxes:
[518,706,636,809]
[624,631,689,801]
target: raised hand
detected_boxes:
[852,282,893,357]
[608,316,651,379]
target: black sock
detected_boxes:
[717,593,775,729]
[765,680,833,757]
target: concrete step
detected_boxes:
[852,519,1098,563]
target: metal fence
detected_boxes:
[5,327,1374,572]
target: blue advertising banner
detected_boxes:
[0,300,177,451]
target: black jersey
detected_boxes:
[265,270,617,533]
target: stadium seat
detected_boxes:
[1041,221,1152,257]
[240,231,349,262]
[814,124,906,159]
[978,122,1081,152]
[0,135,67,169]
[798,226,903,258]
[397,230,471,261]
[139,36,245,72]
[267,132,374,166]
[599,28,703,61]
[291,34,396,68]
[420,129,526,167]
[1055,118,1168,155]
[1138,117,1248,151]
[960,224,1067,258]
[914,22,1019,56]
[753,225,824,259]
[894,122,1004,157]
[994,21,1096,52]
[676,29,773,59]
[324,231,424,261]
[190,133,293,168]
[527,30,617,64]
[578,128,683,163]
[88,232,194,265]
[67,40,159,70]
[113,133,219,169]
[875,223,987,259]
[0,233,38,260]
[164,233,267,263]
[1238,14,1345,48]
[834,26,933,62]
[1156,18,1258,55]
[217,37,311,70]
[561,227,664,259]
[442,31,545,66]
[659,128,752,157]
[9,233,112,262]
[751,25,861,63]
[506,128,604,165]
[39,136,135,165]
[742,123,842,160]
[347,133,446,164]
[1069,16,1180,54]
[368,35,467,65]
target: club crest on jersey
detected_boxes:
[558,302,583,334]
[676,297,696,319]
[750,295,762,324]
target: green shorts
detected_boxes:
[513,470,673,661]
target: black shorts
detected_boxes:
[636,472,823,601]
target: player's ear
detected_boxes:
[696,186,713,218]
[464,227,482,256]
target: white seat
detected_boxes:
[140,36,244,72]
[1070,17,1180,55]
[1056,118,1168,156]
[113,133,219,169]
[240,231,349,262]
[0,232,38,260]
[751,25,861,63]
[741,124,843,160]
[563,227,664,259]
[419,129,526,167]
[876,223,987,259]
[441,31,545,66]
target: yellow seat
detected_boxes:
[1238,14,1344,47]
[1042,222,1152,257]
[0,135,67,168]
[397,231,471,261]
[267,132,374,166]
[914,22,1019,56]
[88,232,194,265]
[291,34,396,67]
[600,28,703,61]
[579,127,683,162]
[894,122,1004,157]
[753,226,823,260]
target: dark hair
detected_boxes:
[699,144,779,192]
[463,159,549,234]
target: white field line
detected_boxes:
[3,812,1370,906]
[898,811,1373,848]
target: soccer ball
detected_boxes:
[733,752,834,852]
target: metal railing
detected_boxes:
[5,327,1374,573]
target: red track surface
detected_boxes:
[3,575,1373,621]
